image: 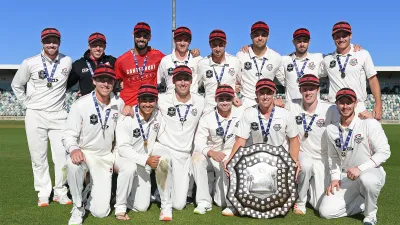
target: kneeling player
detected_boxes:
[62,65,123,225]
[319,88,390,225]
[286,74,340,214]
[192,85,243,216]
[113,85,165,220]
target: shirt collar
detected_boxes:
[208,52,229,67]
[290,52,309,61]
[334,44,354,57]
[41,49,60,63]
[172,50,190,63]
[248,45,268,60]
[92,91,116,109]
[215,106,239,121]
[339,115,360,131]
[301,99,322,116]
[134,105,157,124]
[172,91,193,106]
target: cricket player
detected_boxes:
[319,88,390,225]
[154,65,205,221]
[319,21,382,120]
[157,26,203,93]
[67,32,116,96]
[62,65,124,224]
[114,84,165,220]
[286,74,340,214]
[192,85,243,216]
[11,28,72,206]
[196,29,241,112]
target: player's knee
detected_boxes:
[359,173,381,190]
[319,200,337,219]
[192,152,206,166]
[118,163,137,176]
[91,206,110,218]
[134,202,150,212]
[173,200,186,210]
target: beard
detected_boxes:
[135,41,148,50]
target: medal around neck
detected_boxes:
[47,82,52,88]
[226,143,298,219]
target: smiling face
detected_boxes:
[93,76,115,98]
[216,95,233,113]
[133,31,151,50]
[256,88,275,109]
[173,74,192,96]
[88,41,106,59]
[209,39,226,58]
[300,85,319,105]
[293,37,310,55]
[138,96,157,117]
[336,97,357,118]
[42,37,60,57]
[333,31,352,51]
[174,35,191,54]
[251,30,268,48]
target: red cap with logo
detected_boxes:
[332,21,352,35]
[138,84,158,99]
[172,65,192,80]
[256,78,276,93]
[293,28,310,39]
[298,74,320,87]
[88,32,106,44]
[134,22,151,34]
[174,26,192,40]
[215,84,235,99]
[251,21,269,34]
[93,65,116,80]
[41,28,61,40]
[336,88,357,102]
[209,29,226,42]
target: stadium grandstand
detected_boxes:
[1,64,399,122]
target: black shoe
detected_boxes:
[186,196,194,204]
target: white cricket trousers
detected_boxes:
[153,143,191,210]
[192,152,231,208]
[24,108,68,198]
[67,152,114,218]
[296,151,330,209]
[319,167,386,219]
[114,155,151,215]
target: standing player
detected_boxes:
[196,29,241,112]
[157,26,203,93]
[154,65,205,221]
[11,28,72,206]
[286,74,340,214]
[319,88,390,225]
[320,21,382,120]
[67,32,116,96]
[192,85,243,216]
[113,85,165,220]
[236,21,284,108]
[62,65,123,224]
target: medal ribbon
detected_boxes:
[214,108,232,143]
[302,113,317,134]
[173,50,191,67]
[86,60,103,77]
[258,106,275,138]
[212,64,226,84]
[338,127,353,154]
[336,55,350,74]
[252,57,267,77]
[293,58,308,79]
[133,52,148,80]
[135,105,151,143]
[91,92,111,130]
[176,104,191,125]
[41,54,59,84]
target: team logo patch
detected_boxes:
[316,119,325,127]
[38,70,46,79]
[216,127,224,136]
[62,68,69,76]
[167,107,176,117]
[133,128,141,138]
[329,60,336,68]
[229,68,235,76]
[354,134,364,144]
[153,123,160,132]
[206,70,213,78]
[349,58,358,66]
[266,64,274,71]
[244,62,252,70]
[168,67,174,76]
[250,122,259,131]
[82,68,89,73]
[112,113,118,122]
[335,138,341,148]
[235,121,239,128]
[191,108,198,116]
[287,64,294,72]
[90,114,98,125]
[307,62,316,70]
[226,134,233,139]
[273,124,281,131]
[295,115,302,125]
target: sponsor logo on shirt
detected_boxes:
[354,134,363,144]
[308,62,316,70]
[244,62,252,70]
[250,122,259,131]
[62,68,69,76]
[228,68,235,76]
[206,70,213,78]
[329,60,336,68]
[167,107,176,117]
[316,119,325,127]
[266,64,274,71]
[349,58,358,66]
[82,68,90,73]
[295,115,302,125]
[133,128,141,138]
[273,124,281,131]
[90,114,98,125]
[126,64,156,75]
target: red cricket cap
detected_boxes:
[293,28,310,39]
[298,74,320,87]
[88,32,106,44]
[336,88,357,102]
[251,21,269,34]
[209,29,226,42]
[138,84,158,99]
[41,28,61,40]
[134,22,151,34]
[215,84,235,99]
[256,78,276,93]
[172,65,192,80]
[332,21,352,36]
[174,26,192,39]
[93,65,116,79]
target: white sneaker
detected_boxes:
[293,203,306,215]
[159,208,172,221]
[38,197,49,207]
[53,195,72,205]
[68,206,85,225]
[222,207,237,216]
[363,216,377,225]
[193,204,212,214]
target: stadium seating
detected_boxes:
[0,90,399,120]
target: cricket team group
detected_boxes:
[11,20,391,225]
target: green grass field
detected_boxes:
[0,121,399,225]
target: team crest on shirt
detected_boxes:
[206,70,213,78]
[354,134,364,144]
[153,123,160,132]
[235,121,239,128]
[38,70,46,79]
[287,64,294,72]
[308,62,316,70]
[349,58,358,66]
[266,64,274,71]
[191,108,198,116]
[295,115,302,125]
[112,113,119,122]
[216,127,224,136]
[244,62,252,70]
[334,138,341,148]
[250,122,259,131]
[316,119,325,127]
[273,124,281,131]
[62,68,69,76]
[167,107,176,117]
[329,60,336,68]
[89,114,98,125]
[168,67,174,76]
[228,68,235,76]
[133,128,141,138]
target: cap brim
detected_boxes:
[209,37,226,42]
[94,74,116,80]
[138,93,158,99]
[299,82,319,87]
[294,34,310,39]
[134,29,150,34]
[251,28,269,33]
[42,34,60,40]
[89,39,106,44]
[216,93,235,98]
[332,29,352,35]
[256,86,276,92]
[336,95,356,102]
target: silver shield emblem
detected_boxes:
[227,143,298,219]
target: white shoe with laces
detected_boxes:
[222,206,237,216]
[193,204,212,214]
[363,215,377,225]
[38,197,49,207]
[68,206,85,225]
[159,208,172,221]
[53,195,72,205]
[293,203,306,215]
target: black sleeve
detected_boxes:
[109,56,117,68]
[67,62,80,90]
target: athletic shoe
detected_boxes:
[68,206,85,225]
[159,208,172,221]
[293,203,306,215]
[222,207,237,216]
[38,197,49,207]
[193,204,212,214]
[186,196,194,204]
[53,195,72,205]
[363,216,377,225]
